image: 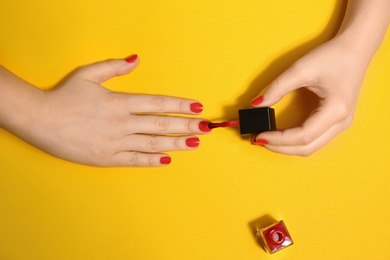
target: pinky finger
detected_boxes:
[109,152,172,167]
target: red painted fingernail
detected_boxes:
[186,137,200,148]
[198,121,211,132]
[190,102,203,113]
[253,138,268,146]
[251,95,264,106]
[160,156,171,165]
[125,54,138,63]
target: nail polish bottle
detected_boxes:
[238,107,276,135]
[256,220,293,254]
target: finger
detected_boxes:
[116,134,200,153]
[108,151,172,167]
[75,54,140,84]
[128,116,211,135]
[251,63,309,107]
[122,94,204,115]
[253,100,345,147]
[261,119,349,156]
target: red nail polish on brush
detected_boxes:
[208,107,276,135]
[125,54,138,63]
[208,120,240,129]
[199,121,211,132]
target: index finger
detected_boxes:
[118,94,203,115]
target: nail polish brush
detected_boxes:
[208,107,276,134]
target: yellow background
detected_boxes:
[1,0,390,259]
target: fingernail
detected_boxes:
[190,102,203,113]
[251,95,264,106]
[160,156,171,165]
[186,137,200,148]
[198,121,211,132]
[252,138,268,146]
[125,54,138,63]
[250,135,257,144]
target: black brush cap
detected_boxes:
[238,107,276,135]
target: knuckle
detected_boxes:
[268,78,282,97]
[292,144,315,157]
[151,96,167,112]
[301,134,313,146]
[146,136,160,152]
[184,119,193,132]
[155,117,170,132]
[105,59,121,77]
[338,115,354,133]
[335,104,350,122]
[179,101,188,112]
[126,154,142,166]
[343,116,354,129]
[299,128,316,146]
[126,153,155,167]
[173,137,182,150]
[147,156,154,166]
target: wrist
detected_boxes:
[334,29,383,66]
[334,0,390,65]
[0,66,45,137]
[330,33,373,67]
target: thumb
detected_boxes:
[76,54,140,84]
[251,64,307,107]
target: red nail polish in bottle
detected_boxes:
[256,220,293,254]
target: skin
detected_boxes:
[0,56,209,167]
[251,0,390,156]
[1,1,389,166]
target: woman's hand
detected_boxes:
[250,37,369,156]
[250,0,389,156]
[1,56,210,167]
